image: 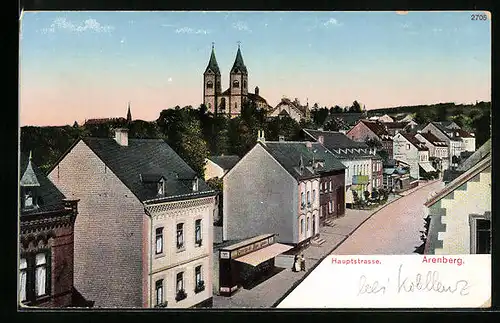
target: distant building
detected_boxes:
[421,122,476,167]
[382,159,411,193]
[302,129,379,208]
[414,131,449,172]
[369,114,394,123]
[47,129,216,308]
[204,155,241,181]
[346,120,394,159]
[223,136,346,246]
[84,104,132,126]
[203,44,271,118]
[328,112,366,128]
[268,98,310,123]
[19,153,88,307]
[424,154,491,255]
[393,132,436,180]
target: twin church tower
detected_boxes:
[203,43,270,117]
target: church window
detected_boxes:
[206,81,213,89]
[243,80,247,88]
[216,81,220,88]
[233,80,240,88]
[235,103,238,110]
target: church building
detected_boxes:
[203,44,271,117]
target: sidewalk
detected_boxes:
[211,185,419,308]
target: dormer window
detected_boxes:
[24,188,34,209]
[192,178,199,192]
[157,179,165,196]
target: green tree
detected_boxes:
[311,107,329,126]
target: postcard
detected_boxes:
[18,11,491,309]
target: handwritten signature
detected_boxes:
[357,264,470,296]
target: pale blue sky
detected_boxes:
[20,11,491,126]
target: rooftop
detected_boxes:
[208,155,241,171]
[20,153,68,215]
[81,137,215,203]
[260,141,346,181]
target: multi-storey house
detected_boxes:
[303,129,378,207]
[48,128,216,308]
[421,122,476,168]
[414,131,449,172]
[346,120,394,159]
[393,132,436,180]
[19,153,88,307]
[223,135,346,246]
[268,98,311,123]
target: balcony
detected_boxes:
[352,175,369,185]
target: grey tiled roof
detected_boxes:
[231,47,247,74]
[83,138,215,203]
[208,155,241,171]
[204,47,221,75]
[303,129,368,149]
[260,141,346,181]
[20,153,67,215]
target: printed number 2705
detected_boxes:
[471,14,488,20]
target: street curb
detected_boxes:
[270,179,440,308]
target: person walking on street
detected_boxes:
[300,254,306,271]
[292,255,300,272]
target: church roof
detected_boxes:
[230,46,247,74]
[204,46,221,75]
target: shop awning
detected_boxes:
[233,243,293,267]
[419,162,436,173]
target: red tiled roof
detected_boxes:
[359,120,390,137]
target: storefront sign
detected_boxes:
[220,251,230,259]
[233,237,273,258]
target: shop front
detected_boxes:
[218,234,292,296]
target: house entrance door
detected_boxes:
[312,216,316,236]
[336,186,345,216]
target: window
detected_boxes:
[300,219,304,234]
[206,81,213,89]
[195,266,202,286]
[216,81,220,88]
[192,178,199,192]
[307,191,310,205]
[233,80,240,88]
[329,181,332,192]
[195,265,204,293]
[328,201,333,213]
[312,190,316,202]
[157,180,164,196]
[301,192,305,206]
[35,253,47,297]
[195,219,202,245]
[176,272,184,292]
[176,223,184,249]
[24,189,33,208]
[306,217,310,232]
[20,258,27,302]
[155,279,163,306]
[406,144,410,150]
[475,219,491,254]
[243,80,247,88]
[155,227,163,255]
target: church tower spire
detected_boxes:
[203,42,222,114]
[127,102,132,123]
[229,41,248,118]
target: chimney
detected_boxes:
[257,129,265,142]
[255,86,259,96]
[306,141,312,149]
[279,135,285,142]
[318,135,324,145]
[114,128,129,146]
